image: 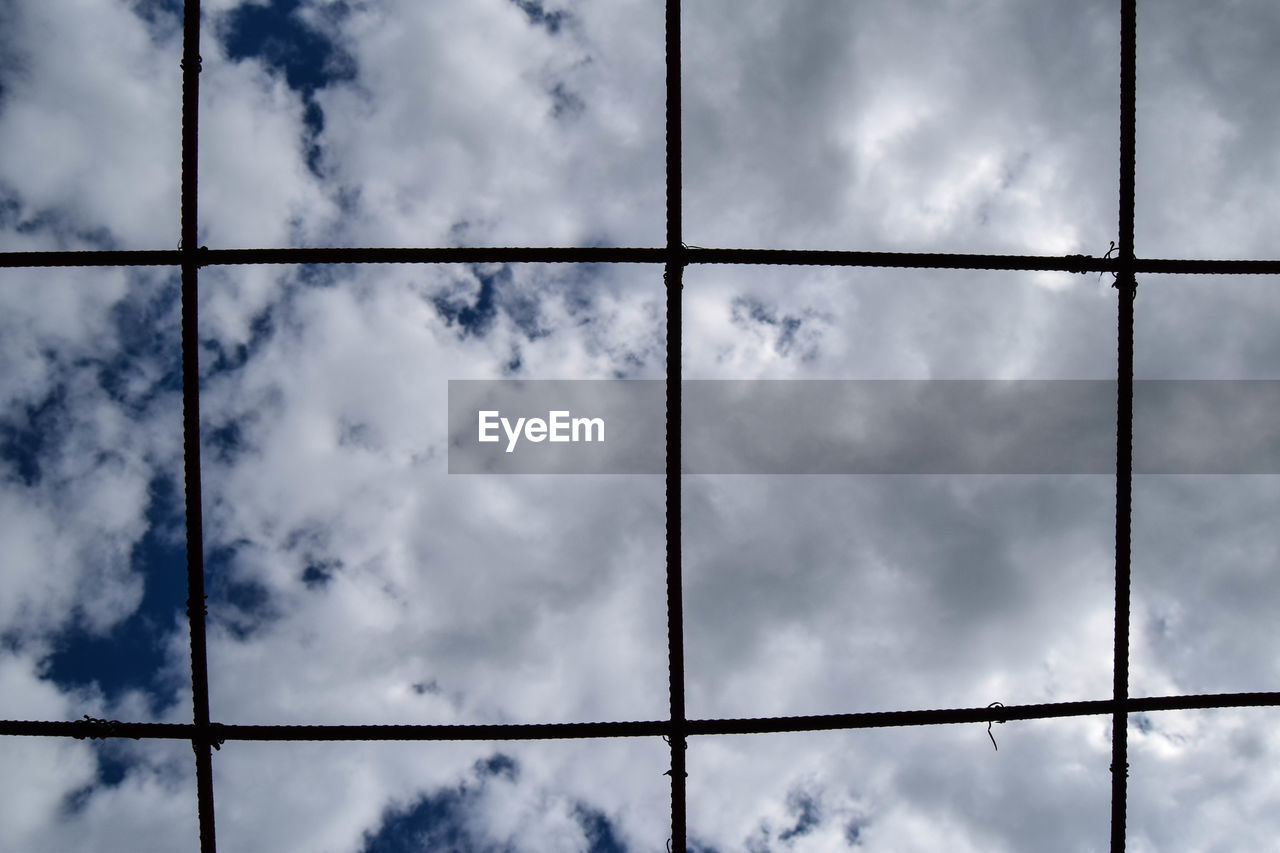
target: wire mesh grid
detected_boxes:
[2,0,1280,850]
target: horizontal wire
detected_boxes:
[1134,258,1280,274]
[0,250,183,267]
[688,690,1280,735]
[5,691,1277,743]
[4,247,1280,274]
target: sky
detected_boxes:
[1,0,1279,850]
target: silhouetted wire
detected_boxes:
[10,246,1280,274]
[8,692,1280,743]
[71,715,140,741]
[1099,240,1118,283]
[987,702,1006,751]
[664,0,689,848]
[178,1,217,851]
[1111,1,1138,850]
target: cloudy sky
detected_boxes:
[2,0,1279,850]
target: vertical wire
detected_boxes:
[180,1,216,850]
[665,0,687,849]
[1111,0,1138,849]
[665,263,687,852]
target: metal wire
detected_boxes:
[9,246,1280,275]
[7,691,1280,743]
[664,259,688,851]
[1110,1,1138,849]
[1,0,1278,851]
[178,1,217,850]
[664,0,688,847]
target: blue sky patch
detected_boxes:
[221,0,355,98]
[431,264,551,341]
[282,521,342,589]
[361,753,630,853]
[60,739,135,817]
[220,0,357,175]
[777,789,821,842]
[0,382,67,488]
[475,753,519,782]
[573,802,627,853]
[549,81,585,120]
[360,777,510,853]
[5,271,184,712]
[300,557,340,590]
[15,211,117,251]
[509,0,568,35]
[730,297,803,355]
[44,473,188,713]
[432,266,500,338]
[201,299,276,377]
[206,543,280,641]
[204,418,250,466]
[100,274,183,411]
[128,0,183,42]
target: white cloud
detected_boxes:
[196,263,668,729]
[0,654,197,853]
[682,0,1117,254]
[0,267,181,649]
[199,0,666,248]
[0,0,180,250]
[1136,0,1280,259]
[197,47,340,247]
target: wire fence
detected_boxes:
[3,0,1280,850]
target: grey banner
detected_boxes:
[448,380,1280,474]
